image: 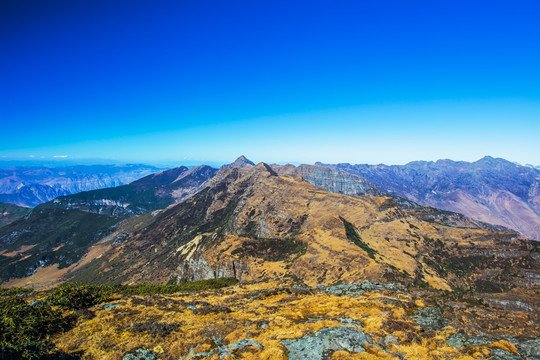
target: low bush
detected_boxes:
[110,277,238,295]
[0,287,33,297]
[46,282,111,310]
[0,296,69,359]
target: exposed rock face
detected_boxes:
[412,307,447,330]
[317,156,540,240]
[188,339,263,359]
[272,164,382,197]
[281,326,373,359]
[68,163,539,294]
[0,164,161,207]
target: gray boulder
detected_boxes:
[281,326,373,360]
[412,307,447,330]
[122,349,158,360]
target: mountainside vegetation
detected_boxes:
[0,203,31,228]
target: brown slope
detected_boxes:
[68,163,539,292]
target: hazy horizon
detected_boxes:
[0,154,538,170]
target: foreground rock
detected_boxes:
[281,327,373,360]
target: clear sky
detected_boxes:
[1,0,539,166]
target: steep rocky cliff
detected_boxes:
[272,164,382,197]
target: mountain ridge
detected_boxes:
[0,164,163,207]
[65,162,538,294]
[317,156,540,240]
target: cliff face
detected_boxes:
[318,156,540,240]
[272,164,383,197]
[0,164,161,207]
[68,164,538,294]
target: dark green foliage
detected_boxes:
[0,287,33,297]
[474,279,508,293]
[46,283,111,310]
[46,278,238,310]
[0,203,31,228]
[231,238,307,261]
[340,217,378,259]
[109,277,239,294]
[432,288,487,307]
[0,296,69,359]
[424,257,469,277]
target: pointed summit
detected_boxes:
[221,155,255,169]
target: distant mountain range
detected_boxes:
[317,156,540,241]
[1,157,537,295]
[0,164,163,207]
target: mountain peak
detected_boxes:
[221,155,255,169]
[252,162,278,176]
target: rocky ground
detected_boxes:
[53,281,540,360]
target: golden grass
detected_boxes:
[49,281,530,360]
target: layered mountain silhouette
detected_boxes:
[0,164,161,207]
[40,165,218,217]
[317,156,540,240]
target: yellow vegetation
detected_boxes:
[49,281,535,360]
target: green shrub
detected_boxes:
[0,296,68,359]
[340,217,378,259]
[46,282,111,310]
[0,287,33,297]
[109,277,238,295]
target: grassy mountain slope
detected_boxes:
[69,163,539,294]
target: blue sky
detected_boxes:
[1,0,539,166]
